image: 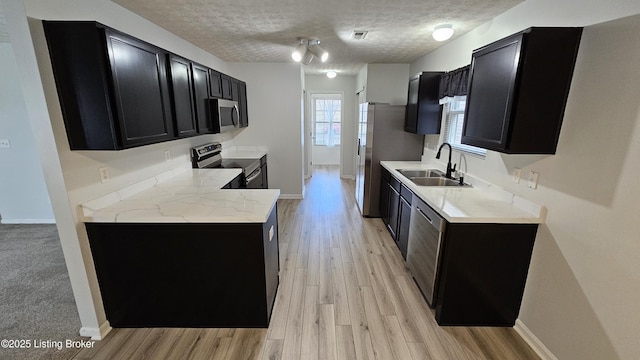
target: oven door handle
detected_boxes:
[245,168,262,183]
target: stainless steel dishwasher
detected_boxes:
[406,195,446,306]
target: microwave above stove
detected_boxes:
[206,98,239,133]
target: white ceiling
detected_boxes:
[113,0,523,75]
[0,1,524,73]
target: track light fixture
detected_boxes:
[291,38,329,64]
[291,39,307,62]
[307,39,329,62]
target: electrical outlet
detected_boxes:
[528,171,539,189]
[164,150,171,161]
[99,167,109,183]
[0,139,11,149]
[512,168,522,183]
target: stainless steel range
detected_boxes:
[191,143,265,188]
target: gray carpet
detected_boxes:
[0,224,82,360]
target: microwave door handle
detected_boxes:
[233,104,240,127]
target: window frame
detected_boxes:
[311,94,342,147]
[441,96,487,157]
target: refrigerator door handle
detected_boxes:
[357,138,361,155]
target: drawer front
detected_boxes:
[390,176,401,192]
[400,184,413,204]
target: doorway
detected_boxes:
[309,92,343,176]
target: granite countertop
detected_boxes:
[381,161,545,224]
[80,168,280,223]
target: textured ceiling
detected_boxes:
[113,0,523,75]
[2,1,524,72]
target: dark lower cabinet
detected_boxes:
[380,168,391,224]
[86,205,279,328]
[260,155,269,189]
[44,21,175,150]
[380,167,412,259]
[396,186,412,259]
[387,178,401,239]
[435,223,538,326]
[222,174,243,189]
[168,54,197,137]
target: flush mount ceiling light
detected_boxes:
[326,71,337,79]
[432,24,454,41]
[292,38,329,64]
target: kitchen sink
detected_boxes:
[410,177,471,187]
[397,169,445,178]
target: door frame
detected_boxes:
[304,90,345,178]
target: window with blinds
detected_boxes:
[442,97,487,156]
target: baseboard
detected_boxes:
[79,321,112,340]
[279,194,304,200]
[0,218,56,224]
[514,319,557,360]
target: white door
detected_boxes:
[310,93,342,167]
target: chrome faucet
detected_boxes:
[436,142,456,179]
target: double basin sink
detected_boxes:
[396,169,471,187]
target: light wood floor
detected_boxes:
[73,165,540,360]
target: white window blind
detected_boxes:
[442,97,486,156]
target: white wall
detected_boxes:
[365,63,410,105]
[226,62,304,198]
[305,75,357,177]
[411,1,640,359]
[0,43,54,223]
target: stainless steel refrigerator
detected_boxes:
[355,103,424,217]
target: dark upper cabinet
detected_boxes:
[462,27,583,154]
[405,72,444,134]
[44,21,175,150]
[191,62,215,134]
[220,74,233,100]
[209,70,223,98]
[231,79,249,128]
[168,54,197,137]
